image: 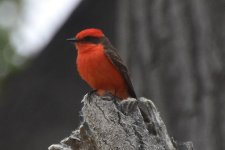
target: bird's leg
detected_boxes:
[87,89,97,103]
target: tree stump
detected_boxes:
[48,94,193,150]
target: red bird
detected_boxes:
[68,28,136,99]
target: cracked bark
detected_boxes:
[48,94,193,150]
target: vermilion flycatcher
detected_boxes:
[67,28,136,99]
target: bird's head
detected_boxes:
[67,28,105,53]
[76,28,104,40]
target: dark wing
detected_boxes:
[102,37,137,98]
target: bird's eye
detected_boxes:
[82,36,102,43]
[83,36,95,41]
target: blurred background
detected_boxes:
[0,0,224,150]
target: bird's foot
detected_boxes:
[119,98,138,115]
[101,91,118,101]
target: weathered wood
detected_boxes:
[48,94,193,150]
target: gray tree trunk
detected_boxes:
[116,0,225,150]
[48,94,193,150]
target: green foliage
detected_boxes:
[0,0,23,92]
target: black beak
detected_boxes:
[66,37,78,43]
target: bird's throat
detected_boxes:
[76,43,102,54]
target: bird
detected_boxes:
[67,28,136,100]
